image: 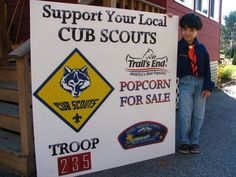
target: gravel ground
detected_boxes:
[221,80,236,98]
[1,89,236,177]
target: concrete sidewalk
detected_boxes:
[1,90,236,177]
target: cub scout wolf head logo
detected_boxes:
[34,48,114,132]
[60,66,90,98]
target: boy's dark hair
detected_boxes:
[179,13,203,30]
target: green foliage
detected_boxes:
[224,11,236,30]
[219,65,236,82]
[221,11,236,58]
[217,63,225,84]
[233,52,236,65]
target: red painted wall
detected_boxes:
[147,0,166,7]
[7,0,221,62]
[167,0,222,61]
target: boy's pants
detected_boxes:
[178,75,206,145]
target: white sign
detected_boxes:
[30,1,178,177]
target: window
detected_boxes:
[195,0,209,16]
[210,0,220,21]
[175,0,220,23]
[175,0,194,10]
[210,0,215,17]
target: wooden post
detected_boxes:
[16,53,33,155]
[137,1,143,11]
[79,0,96,5]
[0,1,8,67]
[151,7,155,12]
[103,0,117,7]
[145,4,149,12]
[128,0,134,9]
[120,0,125,8]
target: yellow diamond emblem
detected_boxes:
[34,49,114,132]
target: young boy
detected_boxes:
[177,13,215,154]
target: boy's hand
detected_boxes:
[202,90,211,98]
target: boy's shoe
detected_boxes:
[190,144,199,154]
[179,144,190,154]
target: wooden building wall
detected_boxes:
[0,0,8,66]
[7,0,30,44]
[6,0,167,46]
[6,0,222,62]
[6,0,78,45]
[167,0,222,62]
[147,0,166,7]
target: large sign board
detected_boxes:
[30,1,178,177]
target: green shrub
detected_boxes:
[220,65,236,82]
[217,63,225,83]
[233,52,236,65]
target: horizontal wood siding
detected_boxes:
[167,0,221,62]
[41,0,78,3]
[6,0,166,45]
[7,0,221,62]
[210,60,218,84]
[147,0,166,7]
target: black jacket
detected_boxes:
[177,38,215,91]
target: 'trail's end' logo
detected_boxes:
[125,48,169,76]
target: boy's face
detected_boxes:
[181,27,198,44]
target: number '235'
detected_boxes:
[58,152,91,176]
